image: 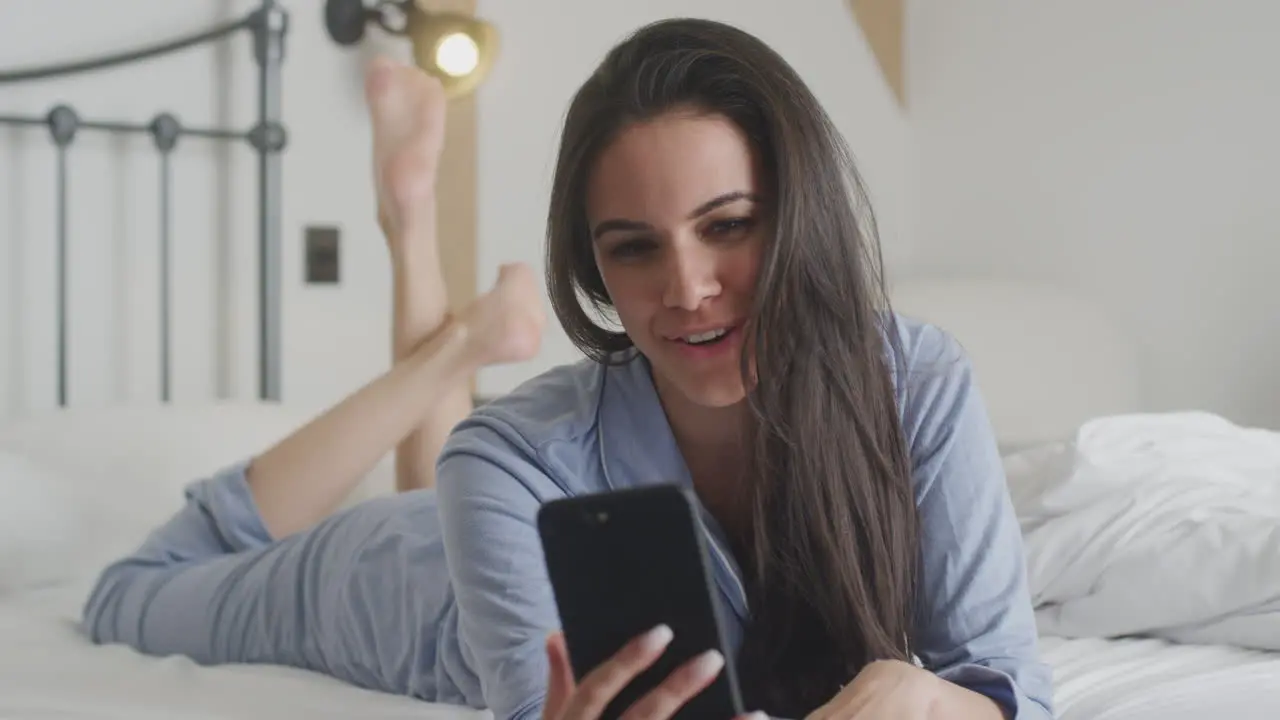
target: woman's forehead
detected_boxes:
[585,113,761,223]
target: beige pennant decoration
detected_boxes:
[848,0,905,108]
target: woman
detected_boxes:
[82,18,1053,720]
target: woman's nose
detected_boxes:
[661,244,721,311]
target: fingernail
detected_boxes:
[642,624,674,651]
[693,649,725,678]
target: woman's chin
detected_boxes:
[647,348,749,410]
[678,376,748,409]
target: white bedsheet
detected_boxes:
[4,578,1279,720]
[5,406,1280,718]
[1041,635,1280,720]
[0,579,490,720]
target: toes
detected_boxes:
[365,54,448,233]
[365,56,446,109]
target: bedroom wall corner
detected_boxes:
[906,0,1280,429]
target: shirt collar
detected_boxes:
[597,349,751,621]
[597,348,695,494]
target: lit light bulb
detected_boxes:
[435,32,480,77]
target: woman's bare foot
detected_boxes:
[365,54,451,357]
[458,264,545,367]
[364,54,447,256]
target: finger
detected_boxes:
[734,714,771,720]
[544,632,575,719]
[618,649,725,720]
[563,624,674,719]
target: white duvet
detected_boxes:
[1010,411,1280,650]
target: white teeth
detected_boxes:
[683,328,728,344]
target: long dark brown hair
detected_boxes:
[545,18,919,717]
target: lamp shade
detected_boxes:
[407,7,498,98]
[323,0,499,99]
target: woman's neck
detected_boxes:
[653,375,748,533]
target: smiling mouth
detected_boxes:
[674,326,735,347]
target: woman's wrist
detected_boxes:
[925,673,1009,720]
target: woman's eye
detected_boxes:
[706,217,754,236]
[608,238,654,260]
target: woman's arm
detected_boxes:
[899,327,1055,720]
[435,430,563,719]
[802,658,1007,720]
[927,678,1009,720]
[806,327,1049,720]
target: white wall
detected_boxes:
[0,0,904,420]
[908,0,1280,428]
[474,0,910,393]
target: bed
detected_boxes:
[8,269,1279,720]
[2,10,1279,720]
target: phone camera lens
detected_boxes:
[595,511,609,524]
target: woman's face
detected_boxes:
[585,111,766,409]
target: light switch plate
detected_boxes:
[305,225,340,284]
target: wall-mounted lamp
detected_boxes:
[325,0,498,98]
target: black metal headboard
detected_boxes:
[0,0,289,406]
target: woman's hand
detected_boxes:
[804,660,939,720]
[542,625,766,720]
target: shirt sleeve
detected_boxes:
[435,419,564,720]
[900,329,1056,720]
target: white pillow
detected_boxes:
[0,401,398,593]
[1001,438,1077,532]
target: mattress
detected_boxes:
[4,578,1279,720]
[0,579,490,720]
[1041,634,1280,719]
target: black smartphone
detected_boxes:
[536,484,746,720]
